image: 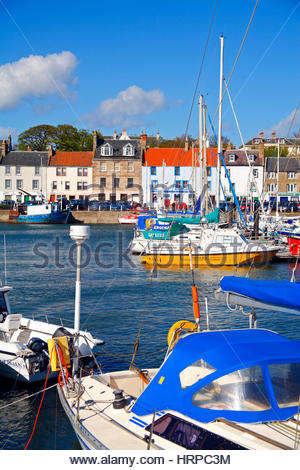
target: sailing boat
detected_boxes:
[56,275,300,450]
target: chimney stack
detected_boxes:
[185,136,189,152]
[93,130,98,153]
[272,131,276,139]
[259,131,264,139]
[7,135,12,151]
[113,130,117,140]
[48,145,53,159]
[140,131,147,163]
[27,146,32,151]
[1,139,8,158]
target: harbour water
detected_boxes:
[0,223,300,450]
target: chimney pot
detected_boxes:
[272,131,276,139]
[259,131,264,138]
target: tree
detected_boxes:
[264,146,289,157]
[159,134,194,148]
[18,125,57,151]
[209,135,230,147]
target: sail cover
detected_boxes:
[220,276,300,312]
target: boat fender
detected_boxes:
[53,327,76,357]
[113,389,127,409]
[167,320,197,348]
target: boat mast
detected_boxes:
[216,35,224,209]
[199,94,203,210]
[203,104,208,214]
[276,139,280,219]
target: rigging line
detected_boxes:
[176,0,219,168]
[286,100,300,138]
[228,1,300,106]
[207,0,260,138]
[0,0,84,126]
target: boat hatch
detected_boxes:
[132,329,300,423]
[145,413,245,450]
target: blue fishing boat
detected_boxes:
[9,201,70,224]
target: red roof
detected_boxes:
[49,151,93,167]
[144,147,218,167]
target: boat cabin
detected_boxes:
[132,329,300,424]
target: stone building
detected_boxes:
[243,131,300,156]
[264,156,300,202]
[92,129,145,202]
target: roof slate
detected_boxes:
[266,157,300,172]
[94,138,141,159]
[0,151,49,166]
[222,149,262,166]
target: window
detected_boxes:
[114,162,120,172]
[78,167,88,176]
[100,177,106,188]
[5,166,10,175]
[253,169,258,178]
[192,366,270,412]
[113,178,119,188]
[16,180,23,189]
[287,183,296,193]
[287,172,295,179]
[127,178,133,188]
[175,180,181,189]
[268,183,277,192]
[145,414,245,450]
[123,143,134,156]
[128,162,134,172]
[5,179,11,189]
[32,180,39,190]
[151,180,158,189]
[77,182,88,190]
[248,154,255,162]
[52,181,57,190]
[151,166,156,175]
[15,166,21,175]
[174,166,180,176]
[268,363,300,408]
[56,167,66,176]
[65,181,70,190]
[35,167,40,176]
[268,172,276,179]
[100,162,107,172]
[228,154,235,162]
[207,167,211,176]
[101,144,113,156]
[183,181,189,189]
[179,359,216,389]
[254,139,260,145]
[207,181,211,190]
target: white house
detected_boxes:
[220,150,264,201]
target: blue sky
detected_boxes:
[0,0,299,146]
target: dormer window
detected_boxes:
[228,154,235,162]
[101,143,113,156]
[254,139,260,145]
[123,143,134,156]
[248,154,255,162]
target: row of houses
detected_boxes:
[0,130,299,207]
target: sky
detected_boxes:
[0,0,299,147]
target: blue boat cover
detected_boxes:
[132,329,300,423]
[220,276,300,312]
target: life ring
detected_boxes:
[145,218,154,230]
[167,320,197,348]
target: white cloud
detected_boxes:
[0,126,18,140]
[264,108,300,137]
[0,51,78,110]
[83,85,167,128]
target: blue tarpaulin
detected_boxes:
[220,276,300,312]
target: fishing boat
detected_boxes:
[140,226,279,267]
[9,201,70,224]
[56,276,300,450]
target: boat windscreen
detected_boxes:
[268,363,300,408]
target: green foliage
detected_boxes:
[264,146,288,157]
[209,135,230,147]
[18,124,94,151]
[18,125,57,151]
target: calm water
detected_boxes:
[0,223,299,450]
